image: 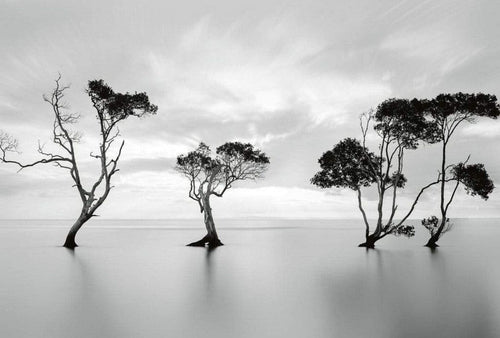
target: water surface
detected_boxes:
[1,218,499,337]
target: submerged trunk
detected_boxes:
[63,213,91,249]
[358,185,387,249]
[425,217,446,248]
[425,235,439,248]
[358,234,381,249]
[358,215,386,248]
[187,196,223,248]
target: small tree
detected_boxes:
[414,93,499,247]
[421,161,494,247]
[0,76,157,248]
[176,142,270,247]
[312,99,440,248]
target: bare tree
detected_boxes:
[0,76,157,248]
[176,142,270,247]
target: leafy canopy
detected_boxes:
[452,163,494,200]
[216,142,270,164]
[412,93,500,143]
[176,142,218,172]
[311,138,379,190]
[374,98,437,148]
[87,80,158,121]
[416,93,500,120]
[176,142,270,199]
[176,142,270,173]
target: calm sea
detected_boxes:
[1,218,499,338]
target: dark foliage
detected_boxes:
[374,98,437,148]
[176,143,218,171]
[392,224,415,238]
[216,142,270,164]
[452,163,494,200]
[422,216,439,229]
[422,216,452,238]
[412,93,500,143]
[87,80,158,121]
[414,93,500,121]
[311,138,379,190]
[385,172,407,188]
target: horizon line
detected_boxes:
[1,217,499,221]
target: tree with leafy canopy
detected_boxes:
[421,162,494,244]
[413,93,499,248]
[176,142,270,248]
[0,76,157,248]
[312,99,441,248]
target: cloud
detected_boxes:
[121,138,195,160]
[461,121,500,139]
[1,0,499,220]
[147,16,392,127]
[380,27,482,91]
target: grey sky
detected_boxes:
[1,0,499,219]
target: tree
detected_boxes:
[0,76,157,248]
[414,93,499,247]
[312,99,440,248]
[176,142,270,248]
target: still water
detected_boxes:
[0,218,499,338]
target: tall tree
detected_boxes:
[414,93,499,247]
[176,142,270,248]
[0,76,157,248]
[312,99,440,248]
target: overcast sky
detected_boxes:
[1,0,499,220]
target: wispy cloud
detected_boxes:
[147,16,392,126]
[461,121,500,139]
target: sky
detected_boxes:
[1,0,499,220]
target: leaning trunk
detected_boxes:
[187,196,223,248]
[63,213,91,248]
[425,217,446,248]
[425,235,439,248]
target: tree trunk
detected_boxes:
[358,234,380,249]
[425,217,446,248]
[439,141,447,225]
[426,140,447,248]
[63,213,91,249]
[187,196,223,248]
[424,235,439,248]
